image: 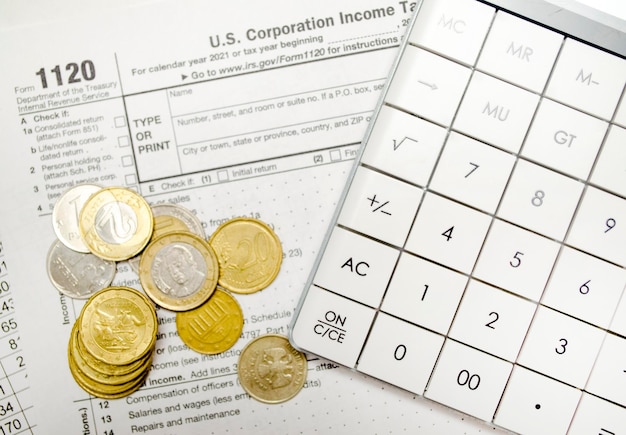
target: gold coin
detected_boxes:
[139,231,219,311]
[71,323,153,385]
[68,347,149,399]
[79,286,157,365]
[176,289,243,354]
[79,187,154,261]
[237,334,307,404]
[209,218,282,294]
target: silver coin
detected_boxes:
[52,184,102,253]
[46,239,116,299]
[128,203,206,273]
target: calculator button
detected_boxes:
[494,366,581,434]
[541,246,626,329]
[361,105,447,187]
[568,393,626,435]
[409,0,494,66]
[614,92,626,128]
[313,227,399,308]
[521,98,608,180]
[498,159,584,241]
[610,290,626,337]
[337,167,423,247]
[429,132,515,214]
[477,11,562,92]
[585,333,626,407]
[425,339,512,421]
[405,192,491,274]
[546,38,626,120]
[473,219,560,301]
[290,286,375,368]
[381,253,467,334]
[590,124,626,198]
[448,280,536,362]
[454,72,540,153]
[357,313,444,395]
[567,186,626,267]
[386,45,472,126]
[517,306,605,388]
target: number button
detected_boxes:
[337,167,423,247]
[429,132,515,214]
[448,280,536,361]
[521,98,608,180]
[357,313,444,395]
[498,159,584,241]
[494,366,581,434]
[517,306,605,388]
[585,333,626,407]
[590,125,626,198]
[361,105,447,187]
[313,227,399,308]
[568,393,626,435]
[381,253,467,334]
[610,289,626,337]
[405,192,491,274]
[541,246,626,329]
[473,219,560,301]
[567,186,626,267]
[425,339,512,421]
[453,72,540,153]
[290,286,375,368]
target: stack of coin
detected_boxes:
[49,183,306,402]
[67,286,157,399]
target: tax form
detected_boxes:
[0,0,506,433]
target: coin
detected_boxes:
[128,204,206,273]
[79,286,157,365]
[176,289,243,354]
[70,322,152,386]
[139,232,219,311]
[209,218,282,294]
[237,334,307,404]
[79,187,154,261]
[52,183,102,253]
[46,239,116,299]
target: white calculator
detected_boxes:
[290,0,626,433]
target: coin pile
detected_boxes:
[67,286,157,399]
[49,183,306,402]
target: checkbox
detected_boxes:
[118,136,130,147]
[121,155,134,167]
[125,174,137,185]
[330,150,342,161]
[217,170,229,182]
[114,116,126,128]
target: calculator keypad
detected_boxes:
[291,0,626,431]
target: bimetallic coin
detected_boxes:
[209,218,282,294]
[79,187,153,261]
[139,232,219,311]
[46,239,115,299]
[79,286,157,365]
[128,203,205,273]
[238,334,307,404]
[176,289,243,354]
[52,184,102,252]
